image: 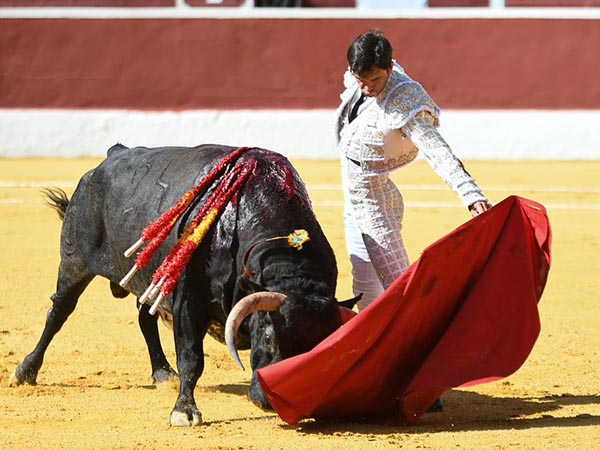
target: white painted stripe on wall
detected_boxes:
[2,7,600,20]
[1,109,599,160]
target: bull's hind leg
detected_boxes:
[169,284,213,427]
[9,262,94,386]
[137,302,178,383]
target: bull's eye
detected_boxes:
[264,327,275,352]
[264,329,273,344]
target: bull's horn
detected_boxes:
[225,292,286,371]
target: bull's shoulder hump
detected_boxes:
[106,143,130,158]
[250,148,291,166]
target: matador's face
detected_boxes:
[352,67,392,98]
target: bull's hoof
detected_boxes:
[8,371,24,387]
[8,364,38,387]
[152,367,178,384]
[169,408,203,427]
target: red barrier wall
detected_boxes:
[1,18,599,109]
[0,1,174,6]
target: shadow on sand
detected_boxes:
[284,390,600,434]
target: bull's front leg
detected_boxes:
[169,290,209,427]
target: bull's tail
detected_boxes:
[42,187,69,221]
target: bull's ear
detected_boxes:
[338,293,362,310]
[237,274,264,293]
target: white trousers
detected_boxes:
[341,157,411,311]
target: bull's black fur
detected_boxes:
[43,188,132,301]
[11,144,353,426]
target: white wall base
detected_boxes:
[1,109,598,160]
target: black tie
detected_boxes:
[349,94,365,123]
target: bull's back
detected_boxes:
[63,144,235,287]
[68,144,335,296]
[92,143,237,224]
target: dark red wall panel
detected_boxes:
[429,1,488,7]
[1,18,599,109]
[507,0,600,6]
[0,1,174,6]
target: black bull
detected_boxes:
[10,144,356,426]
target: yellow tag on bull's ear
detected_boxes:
[288,229,310,250]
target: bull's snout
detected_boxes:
[248,380,273,411]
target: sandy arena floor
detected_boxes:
[0,157,598,449]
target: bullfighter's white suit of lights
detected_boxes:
[336,62,488,310]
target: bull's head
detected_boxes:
[225,291,356,409]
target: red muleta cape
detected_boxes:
[256,196,552,425]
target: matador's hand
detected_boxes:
[469,201,492,217]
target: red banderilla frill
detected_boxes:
[119,147,254,315]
